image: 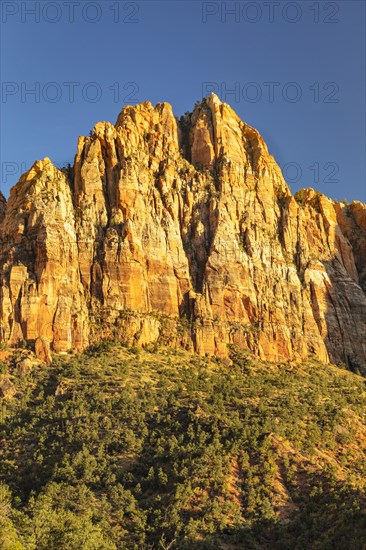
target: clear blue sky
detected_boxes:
[1,0,365,201]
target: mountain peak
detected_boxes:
[206,91,223,105]
[18,157,58,184]
[0,98,365,372]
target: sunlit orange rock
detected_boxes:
[0,95,365,372]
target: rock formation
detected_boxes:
[1,94,365,372]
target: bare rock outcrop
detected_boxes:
[0,158,88,356]
[1,95,365,372]
[0,377,16,399]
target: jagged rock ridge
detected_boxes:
[1,94,366,371]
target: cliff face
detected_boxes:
[1,94,366,371]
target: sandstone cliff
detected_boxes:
[1,94,365,372]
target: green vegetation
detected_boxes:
[0,343,365,549]
[294,189,308,207]
[294,189,323,212]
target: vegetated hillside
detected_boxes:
[0,344,365,549]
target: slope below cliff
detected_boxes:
[1,94,365,371]
[1,344,365,548]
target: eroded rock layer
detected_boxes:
[1,94,365,371]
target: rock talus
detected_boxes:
[1,94,365,372]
